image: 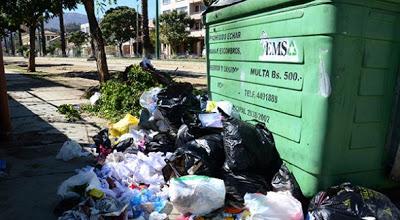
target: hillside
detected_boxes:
[45,13,88,31]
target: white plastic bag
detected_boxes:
[56,140,90,161]
[199,113,223,128]
[90,92,101,105]
[149,212,167,220]
[244,192,304,220]
[169,175,225,216]
[140,87,162,114]
[57,168,102,198]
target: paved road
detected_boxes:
[0,70,101,220]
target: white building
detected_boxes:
[160,0,206,57]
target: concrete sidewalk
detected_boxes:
[0,70,102,220]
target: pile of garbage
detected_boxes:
[55,82,400,220]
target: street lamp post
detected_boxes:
[155,0,160,59]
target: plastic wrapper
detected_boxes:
[169,175,225,215]
[244,192,304,220]
[308,183,400,220]
[223,118,282,179]
[56,140,90,161]
[57,168,102,198]
[109,114,139,137]
[199,113,223,128]
[89,92,101,105]
[140,87,162,114]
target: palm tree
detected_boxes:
[141,0,151,57]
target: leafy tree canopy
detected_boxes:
[159,10,194,53]
[68,30,87,48]
[100,6,139,47]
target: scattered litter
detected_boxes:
[56,140,90,161]
[245,191,304,220]
[199,112,223,128]
[57,168,102,198]
[169,175,226,216]
[140,87,162,114]
[308,183,400,220]
[206,100,234,116]
[89,92,101,105]
[109,113,139,138]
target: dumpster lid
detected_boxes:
[205,0,304,25]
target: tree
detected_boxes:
[141,0,151,57]
[52,0,79,57]
[82,0,111,83]
[68,31,87,55]
[4,0,53,72]
[100,6,138,57]
[65,23,81,33]
[160,10,194,55]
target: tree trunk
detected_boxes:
[9,32,15,56]
[28,25,36,72]
[40,19,46,56]
[83,0,110,83]
[0,41,12,140]
[90,37,96,58]
[3,37,9,54]
[18,30,23,56]
[141,0,151,57]
[37,27,42,56]
[119,43,123,57]
[59,6,67,57]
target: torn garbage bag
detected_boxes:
[308,182,400,220]
[162,134,224,181]
[271,164,303,200]
[57,168,101,198]
[244,192,303,220]
[169,175,225,216]
[223,118,282,179]
[223,171,271,208]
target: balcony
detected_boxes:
[190,29,205,38]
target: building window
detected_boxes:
[194,5,200,13]
[194,21,203,30]
[163,0,170,5]
[176,6,188,14]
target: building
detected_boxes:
[80,21,155,57]
[21,30,59,46]
[160,0,206,57]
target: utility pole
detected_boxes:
[0,41,12,141]
[136,1,139,57]
[155,0,160,59]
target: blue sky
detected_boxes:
[67,0,157,19]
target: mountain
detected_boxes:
[45,13,88,31]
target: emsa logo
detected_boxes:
[259,32,300,63]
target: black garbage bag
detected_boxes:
[144,132,176,154]
[223,171,271,208]
[175,124,223,149]
[113,138,135,153]
[308,183,400,220]
[162,134,224,181]
[223,118,282,179]
[93,129,111,152]
[157,83,200,130]
[272,164,303,200]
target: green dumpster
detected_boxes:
[205,0,400,196]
